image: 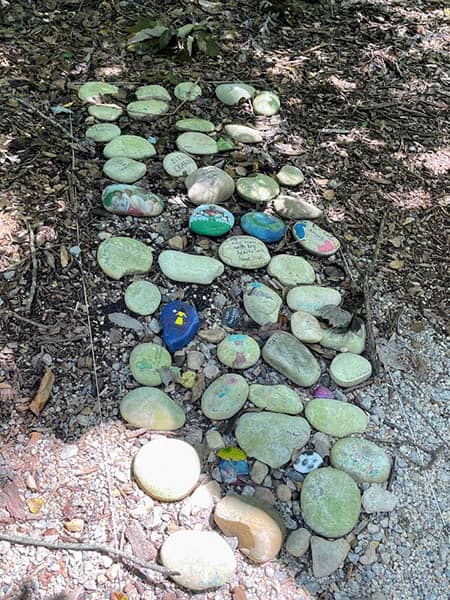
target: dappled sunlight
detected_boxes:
[383,188,433,210]
[95,64,126,78]
[327,207,347,222]
[403,147,450,176]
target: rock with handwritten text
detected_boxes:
[218,236,270,269]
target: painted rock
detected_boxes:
[88,104,123,121]
[135,84,171,102]
[221,306,241,329]
[267,254,315,286]
[276,165,304,187]
[330,353,372,387]
[301,467,361,538]
[224,124,262,144]
[102,184,164,217]
[293,220,340,256]
[262,332,320,387]
[85,123,121,142]
[120,387,185,430]
[320,322,366,354]
[215,82,256,105]
[160,530,236,591]
[158,250,224,284]
[240,211,286,243]
[311,537,350,578]
[217,334,260,369]
[163,151,198,178]
[127,99,169,119]
[103,157,146,183]
[274,195,322,220]
[243,281,282,325]
[161,300,200,353]
[129,342,172,386]
[236,174,279,204]
[176,132,218,155]
[174,81,202,100]
[97,236,153,279]
[133,438,200,501]
[189,204,234,237]
[330,437,391,483]
[185,166,235,205]
[201,373,249,420]
[314,385,335,399]
[125,280,161,315]
[218,236,270,269]
[286,285,342,317]
[290,310,323,344]
[305,398,368,437]
[103,135,156,160]
[249,384,303,414]
[294,451,323,474]
[175,117,215,132]
[235,412,311,468]
[218,451,249,484]
[78,81,119,102]
[252,91,280,116]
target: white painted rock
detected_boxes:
[163,152,198,178]
[267,254,315,286]
[127,99,169,119]
[88,104,123,121]
[252,91,280,116]
[286,286,342,317]
[78,81,119,103]
[224,124,262,143]
[293,220,340,256]
[276,165,304,186]
[274,195,322,220]
[236,174,279,204]
[291,310,323,344]
[185,166,235,205]
[218,236,270,269]
[330,353,372,387]
[249,384,303,414]
[215,82,256,105]
[135,84,171,102]
[176,132,218,155]
[174,81,202,101]
[85,123,121,142]
[103,135,156,160]
[103,157,146,183]
[120,387,185,430]
[158,250,224,284]
[201,373,249,420]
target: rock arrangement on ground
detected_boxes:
[78,78,396,591]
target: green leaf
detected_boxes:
[195,30,219,57]
[159,28,172,50]
[177,23,195,38]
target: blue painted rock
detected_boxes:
[240,212,286,243]
[161,301,200,353]
[189,204,234,237]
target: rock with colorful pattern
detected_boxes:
[102,184,164,217]
[240,211,286,243]
[189,204,234,237]
[161,300,200,353]
[293,220,340,256]
[201,373,249,420]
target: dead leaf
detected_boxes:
[389,259,405,270]
[111,593,128,600]
[323,189,335,201]
[411,321,425,332]
[29,369,55,415]
[26,497,45,514]
[60,245,69,268]
[64,518,84,532]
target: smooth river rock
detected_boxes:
[158,250,224,284]
[120,387,185,430]
[320,322,366,354]
[125,280,161,315]
[176,132,218,155]
[286,285,342,317]
[290,310,323,344]
[305,398,368,437]
[240,211,286,243]
[285,528,311,558]
[102,184,164,217]
[97,236,153,279]
[262,332,320,387]
[103,157,146,183]
[85,123,121,142]
[249,384,303,414]
[267,254,315,286]
[252,91,280,116]
[174,81,202,100]
[330,437,391,483]
[274,195,322,220]
[163,151,198,178]
[218,236,270,269]
[136,84,171,101]
[127,99,169,119]
[236,174,279,204]
[88,104,123,121]
[176,117,215,132]
[362,485,398,513]
[330,353,372,387]
[201,373,249,420]
[185,166,235,205]
[215,82,256,105]
[103,135,156,160]
[189,204,234,237]
[243,281,282,325]
[276,165,304,186]
[78,81,119,103]
[311,537,350,578]
[217,334,260,369]
[293,220,340,256]
[224,124,262,144]
[129,342,172,386]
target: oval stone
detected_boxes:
[174,81,202,100]
[267,254,315,286]
[163,151,198,178]
[320,323,366,354]
[189,204,234,237]
[120,387,185,430]
[201,373,249,420]
[305,398,368,437]
[240,212,286,243]
[215,82,256,105]
[161,300,200,353]
[243,281,282,325]
[235,412,311,468]
[103,157,146,183]
[125,280,161,315]
[301,467,361,538]
[330,437,391,483]
[252,91,280,116]
[127,99,169,119]
[88,104,123,121]
[85,123,121,142]
[224,124,262,144]
[129,342,172,386]
[158,250,224,284]
[249,384,303,414]
[330,353,372,387]
[133,438,200,501]
[236,174,279,204]
[276,165,304,187]
[287,286,342,317]
[160,530,236,591]
[78,81,119,103]
[135,84,171,102]
[293,220,340,256]
[102,184,164,217]
[175,117,215,132]
[185,166,235,205]
[103,135,156,160]
[218,236,270,269]
[217,334,260,369]
[176,132,218,155]
[262,332,320,387]
[274,195,322,220]
[291,311,323,344]
[97,236,153,280]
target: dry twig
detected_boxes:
[25,223,37,315]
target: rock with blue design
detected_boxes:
[161,301,200,353]
[293,220,340,257]
[102,184,164,217]
[240,211,286,243]
[189,204,234,237]
[243,281,282,325]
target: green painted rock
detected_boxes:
[305,398,368,437]
[176,132,218,155]
[85,123,121,142]
[320,323,366,354]
[276,165,304,186]
[301,467,361,537]
[330,437,391,483]
[262,332,320,387]
[293,220,340,256]
[78,81,119,103]
[215,82,256,105]
[125,280,161,315]
[158,250,224,284]
[274,195,322,220]
[185,166,235,205]
[127,99,169,119]
[224,124,262,144]
[236,174,279,204]
[120,387,185,430]
[201,373,249,420]
[249,384,303,414]
[291,311,323,344]
[129,342,172,386]
[97,236,153,279]
[103,135,156,160]
[102,184,164,217]
[174,81,202,100]
[330,353,372,387]
[267,254,315,286]
[103,157,146,183]
[243,281,282,325]
[189,204,234,237]
[235,412,311,468]
[252,91,280,116]
[135,84,171,102]
[217,334,260,369]
[163,152,198,178]
[88,104,123,121]
[286,285,342,317]
[218,236,270,269]
[175,118,215,132]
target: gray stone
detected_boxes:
[129,342,172,386]
[78,81,119,103]
[285,528,311,558]
[250,461,269,485]
[218,236,271,269]
[287,286,342,317]
[291,311,323,344]
[362,485,398,513]
[262,332,321,387]
[236,174,279,204]
[274,195,322,220]
[135,84,171,102]
[252,91,280,116]
[107,312,144,332]
[158,250,224,284]
[201,373,249,420]
[330,353,372,387]
[217,334,260,369]
[163,151,198,178]
[320,323,366,354]
[97,237,153,280]
[305,399,368,437]
[176,132,218,155]
[125,280,161,315]
[103,135,156,160]
[249,384,303,414]
[88,104,123,121]
[127,99,169,119]
[243,281,282,325]
[224,124,263,143]
[215,82,256,105]
[120,387,185,430]
[174,81,202,101]
[185,166,235,204]
[330,438,391,483]
[267,254,315,286]
[103,157,146,183]
[276,165,304,187]
[311,536,350,577]
[85,123,121,142]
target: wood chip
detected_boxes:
[29,368,55,415]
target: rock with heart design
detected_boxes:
[293,220,340,256]
[161,300,200,353]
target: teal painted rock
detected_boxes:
[103,135,156,160]
[253,91,280,116]
[78,81,119,103]
[330,438,391,483]
[301,467,361,537]
[103,157,146,183]
[305,398,368,437]
[215,82,256,105]
[217,334,260,369]
[125,280,161,315]
[330,353,372,387]
[235,412,311,468]
[127,99,169,119]
[97,236,153,280]
[129,342,172,386]
[224,124,262,144]
[249,384,303,414]
[291,311,323,344]
[293,221,340,256]
[135,84,171,102]
[243,281,282,325]
[201,373,249,420]
[218,236,270,269]
[320,323,366,354]
[102,184,164,217]
[163,152,198,178]
[176,132,218,155]
[120,387,185,430]
[267,254,315,286]
[240,211,286,243]
[85,123,121,142]
[158,250,224,284]
[176,118,215,132]
[262,332,320,387]
[189,204,234,237]
[236,174,279,204]
[174,81,202,101]
[287,285,342,317]
[276,165,304,187]
[185,166,235,205]
[274,195,322,220]
[88,104,123,121]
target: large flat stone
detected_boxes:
[262,332,320,387]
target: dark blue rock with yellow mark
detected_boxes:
[161,301,200,353]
